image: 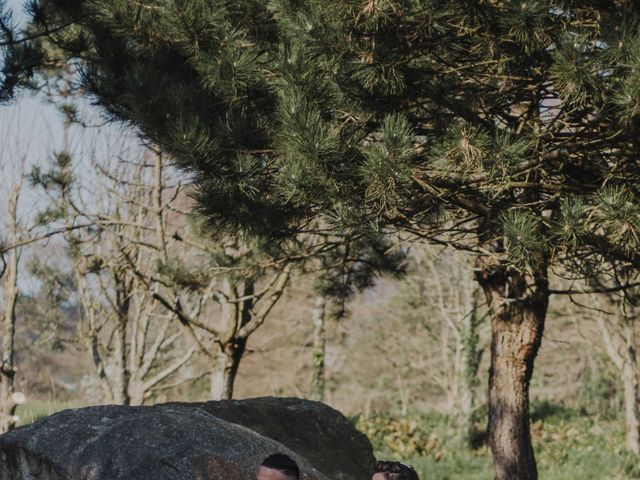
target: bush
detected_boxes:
[356,413,443,458]
[355,405,637,480]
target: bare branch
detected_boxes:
[236,264,292,339]
[142,348,196,392]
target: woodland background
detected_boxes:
[3,1,640,479]
[2,102,639,479]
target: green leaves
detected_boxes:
[590,185,640,255]
[549,37,607,108]
[358,0,405,28]
[609,26,640,126]
[360,113,414,215]
[274,56,345,207]
[156,258,211,292]
[29,151,74,192]
[166,114,220,170]
[556,196,588,252]
[0,0,44,102]
[429,123,533,185]
[554,187,640,262]
[430,123,492,175]
[498,0,554,55]
[351,62,406,97]
[611,74,640,126]
[491,131,533,175]
[501,209,546,272]
[10,0,640,279]
[277,87,339,163]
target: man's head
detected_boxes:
[371,461,419,480]
[257,453,300,480]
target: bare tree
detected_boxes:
[0,185,25,431]
[403,246,484,444]
[590,291,640,453]
[153,246,293,400]
[33,147,200,405]
[339,245,485,441]
[35,141,297,402]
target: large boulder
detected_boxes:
[191,397,375,480]
[0,405,331,480]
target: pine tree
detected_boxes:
[6,1,640,478]
[0,0,44,103]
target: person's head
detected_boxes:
[257,453,300,480]
[372,461,420,480]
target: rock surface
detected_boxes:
[0,405,330,480]
[193,397,375,480]
[0,398,375,480]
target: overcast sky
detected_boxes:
[1,0,143,201]
[2,0,72,188]
[1,0,149,293]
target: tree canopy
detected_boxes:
[3,1,640,267]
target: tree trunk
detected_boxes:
[112,319,130,405]
[622,359,640,453]
[128,378,145,407]
[458,287,481,447]
[209,280,253,400]
[310,295,326,402]
[112,276,131,405]
[476,262,548,480]
[1,186,21,433]
[0,245,19,432]
[210,340,246,400]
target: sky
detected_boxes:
[1,0,148,292]
[5,0,28,22]
[1,0,74,194]
[1,0,145,205]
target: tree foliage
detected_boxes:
[3,1,640,274]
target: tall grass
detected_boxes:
[15,400,83,427]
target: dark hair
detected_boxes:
[374,460,420,480]
[260,453,300,479]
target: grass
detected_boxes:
[358,402,640,480]
[15,400,82,427]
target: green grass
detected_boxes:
[405,452,493,480]
[15,400,82,427]
[358,403,640,480]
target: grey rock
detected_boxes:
[0,404,331,480]
[190,397,375,480]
